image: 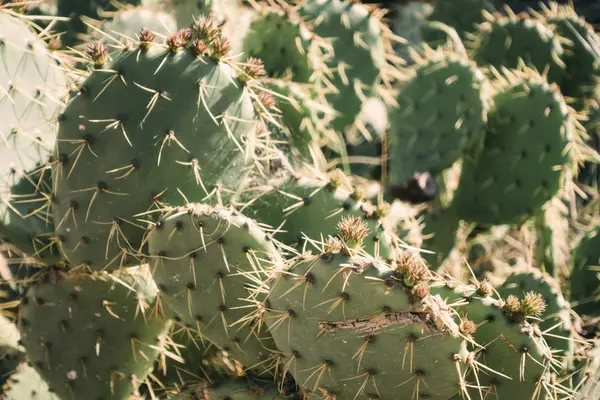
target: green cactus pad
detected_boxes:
[431,280,557,399]
[0,166,60,265]
[0,315,25,389]
[18,270,171,399]
[264,79,334,162]
[52,35,266,271]
[265,247,471,399]
[469,13,565,83]
[453,68,573,225]
[3,364,60,400]
[420,206,460,267]
[539,2,600,106]
[147,204,280,373]
[0,11,67,247]
[242,170,396,258]
[389,47,488,184]
[149,327,237,396]
[297,0,389,131]
[243,5,315,82]
[101,5,178,40]
[570,226,600,316]
[498,267,573,363]
[423,0,496,43]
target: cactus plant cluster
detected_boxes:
[2,0,600,399]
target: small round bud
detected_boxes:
[138,29,156,50]
[520,291,546,318]
[337,216,369,249]
[86,41,108,68]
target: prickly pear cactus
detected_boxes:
[431,279,557,399]
[0,10,67,253]
[147,204,281,373]
[498,267,574,364]
[243,4,316,82]
[0,166,59,265]
[296,0,391,132]
[388,46,488,185]
[264,79,334,162]
[453,67,575,225]
[101,4,178,39]
[3,364,59,400]
[423,0,496,43]
[537,2,600,108]
[263,230,473,399]
[18,270,170,400]
[469,11,565,84]
[51,29,269,271]
[241,169,399,258]
[570,226,600,317]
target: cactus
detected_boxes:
[423,0,496,43]
[468,11,565,84]
[243,4,316,82]
[388,45,489,185]
[0,10,68,255]
[570,226,600,317]
[0,315,24,390]
[100,4,178,40]
[170,380,287,399]
[536,2,600,108]
[0,165,58,265]
[56,0,143,46]
[51,26,271,271]
[241,169,402,258]
[296,0,393,132]
[263,79,335,162]
[3,364,59,400]
[18,269,171,399]
[147,204,281,374]
[498,267,574,365]
[453,67,575,225]
[264,241,470,398]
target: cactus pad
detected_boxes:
[18,270,170,399]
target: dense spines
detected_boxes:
[147,204,281,374]
[18,269,171,399]
[51,28,271,271]
[453,67,575,225]
[388,46,489,185]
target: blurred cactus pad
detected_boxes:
[3,0,600,399]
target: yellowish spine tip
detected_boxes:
[86,41,108,69]
[459,319,477,337]
[477,278,494,297]
[337,216,369,249]
[520,291,547,318]
[395,251,428,285]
